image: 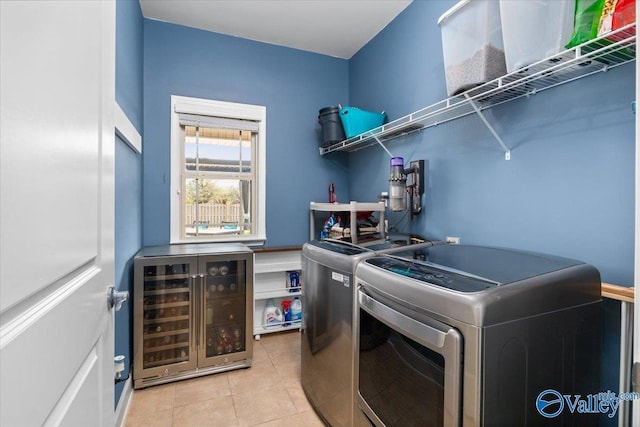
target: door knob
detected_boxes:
[108,286,129,311]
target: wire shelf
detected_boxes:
[320,23,636,156]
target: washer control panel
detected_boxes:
[365,257,497,293]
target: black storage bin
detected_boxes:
[318,106,346,147]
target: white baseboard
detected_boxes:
[114,377,133,427]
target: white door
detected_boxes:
[0,1,116,426]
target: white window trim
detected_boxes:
[170,95,266,244]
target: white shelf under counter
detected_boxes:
[253,250,302,274]
[253,322,302,339]
[253,247,303,339]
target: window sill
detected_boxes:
[169,236,266,247]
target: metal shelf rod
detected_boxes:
[373,135,394,158]
[465,94,511,160]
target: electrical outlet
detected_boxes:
[446,236,461,244]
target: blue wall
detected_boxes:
[115,0,143,407]
[348,1,634,423]
[142,20,350,247]
[116,0,143,131]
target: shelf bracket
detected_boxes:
[372,134,394,158]
[465,94,511,160]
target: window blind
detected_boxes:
[177,113,259,132]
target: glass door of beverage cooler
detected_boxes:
[134,258,198,383]
[198,254,252,367]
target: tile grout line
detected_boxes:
[170,383,176,427]
[227,375,241,426]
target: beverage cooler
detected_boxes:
[133,243,253,389]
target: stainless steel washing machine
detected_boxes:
[355,244,602,427]
[301,235,443,427]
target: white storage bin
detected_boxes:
[438,0,506,96]
[500,0,575,73]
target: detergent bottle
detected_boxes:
[282,300,292,326]
[263,299,283,327]
[291,297,302,324]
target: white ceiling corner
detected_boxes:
[139,0,413,59]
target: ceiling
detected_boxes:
[139,0,413,59]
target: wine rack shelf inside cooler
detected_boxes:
[141,262,192,370]
[203,258,247,357]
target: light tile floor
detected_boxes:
[124,330,325,427]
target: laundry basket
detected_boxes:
[339,106,386,138]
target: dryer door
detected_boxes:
[357,289,462,427]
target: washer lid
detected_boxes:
[361,232,435,252]
[358,246,600,325]
[306,239,372,256]
[387,244,583,286]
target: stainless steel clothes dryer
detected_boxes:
[301,236,443,427]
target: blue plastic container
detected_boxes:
[339,106,387,138]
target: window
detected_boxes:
[171,96,266,243]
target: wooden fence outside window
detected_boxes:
[185,203,242,228]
